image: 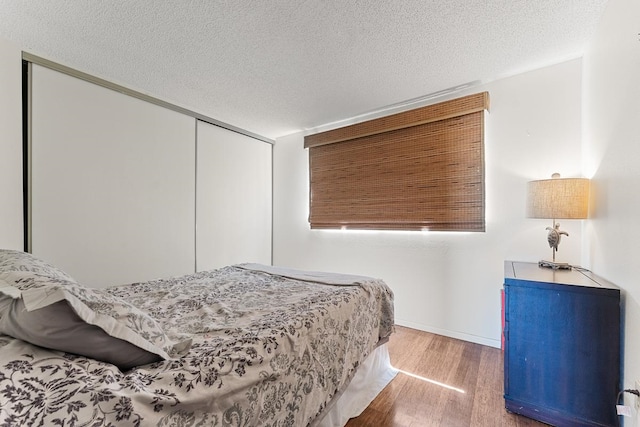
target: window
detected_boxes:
[305,92,489,231]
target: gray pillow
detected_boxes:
[0,251,191,370]
[0,298,161,370]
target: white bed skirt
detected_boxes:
[314,343,398,427]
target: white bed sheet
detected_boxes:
[315,343,398,427]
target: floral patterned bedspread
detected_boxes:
[0,265,394,426]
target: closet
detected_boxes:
[28,62,271,287]
[196,121,271,272]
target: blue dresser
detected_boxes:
[503,261,621,426]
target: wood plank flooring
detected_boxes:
[345,326,547,427]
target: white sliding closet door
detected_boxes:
[30,64,196,287]
[196,121,271,271]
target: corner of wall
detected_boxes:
[0,36,24,250]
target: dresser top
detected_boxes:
[504,261,617,290]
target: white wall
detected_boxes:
[0,37,23,250]
[273,59,584,347]
[582,0,640,419]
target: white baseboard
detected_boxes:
[394,319,502,349]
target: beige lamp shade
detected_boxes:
[527,174,590,219]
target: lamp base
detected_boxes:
[538,260,572,270]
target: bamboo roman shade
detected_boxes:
[305,92,488,231]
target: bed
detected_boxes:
[0,250,396,426]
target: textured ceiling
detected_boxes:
[0,1,608,140]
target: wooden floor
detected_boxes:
[346,326,547,427]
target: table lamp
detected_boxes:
[526,173,590,269]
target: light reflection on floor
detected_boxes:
[394,368,466,394]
